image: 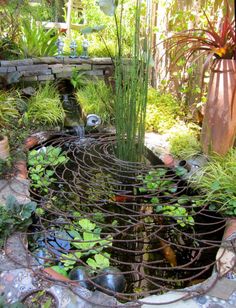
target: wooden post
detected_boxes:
[66,0,73,38]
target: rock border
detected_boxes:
[0,57,113,86]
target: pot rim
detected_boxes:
[20,288,59,307]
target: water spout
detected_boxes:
[73,125,85,138]
[62,94,69,104]
[64,125,85,138]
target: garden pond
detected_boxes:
[21,131,226,304]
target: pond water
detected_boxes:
[27,133,225,303]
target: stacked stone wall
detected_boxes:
[0,57,113,87]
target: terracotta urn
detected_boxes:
[0,135,10,160]
[201,59,236,155]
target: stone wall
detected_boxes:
[0,57,113,87]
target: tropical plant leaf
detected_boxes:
[97,0,117,16]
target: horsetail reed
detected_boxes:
[114,0,152,162]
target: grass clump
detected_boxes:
[145,88,182,133]
[0,90,21,128]
[190,149,236,216]
[75,79,114,125]
[168,122,201,159]
[25,83,65,126]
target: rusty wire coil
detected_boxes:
[13,132,232,305]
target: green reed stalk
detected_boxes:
[114,0,152,162]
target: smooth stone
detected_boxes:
[94,267,126,293]
[69,266,94,290]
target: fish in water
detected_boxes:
[159,239,177,267]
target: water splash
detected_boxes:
[72,125,85,138]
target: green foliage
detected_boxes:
[75,79,114,124]
[86,253,110,270]
[17,19,58,58]
[145,88,182,133]
[137,168,195,227]
[0,158,12,177]
[0,195,37,248]
[0,38,19,60]
[70,70,88,89]
[155,203,195,227]
[155,0,225,109]
[86,173,114,203]
[28,146,68,193]
[85,40,116,57]
[25,83,65,126]
[0,1,55,59]
[137,169,178,194]
[0,0,28,42]
[61,217,112,271]
[168,123,201,158]
[60,0,136,58]
[50,265,68,278]
[190,149,236,216]
[0,90,20,128]
[165,0,235,61]
[114,0,151,162]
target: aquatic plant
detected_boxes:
[137,168,195,227]
[97,0,152,161]
[28,146,68,193]
[114,0,152,161]
[60,217,112,272]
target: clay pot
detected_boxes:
[223,218,236,240]
[216,218,236,276]
[201,59,236,155]
[0,135,10,160]
[24,136,39,150]
[24,131,59,151]
[14,160,28,179]
[21,289,59,308]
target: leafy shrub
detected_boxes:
[25,83,65,126]
[0,195,37,248]
[75,79,114,124]
[168,122,201,158]
[17,19,58,58]
[0,38,19,60]
[145,87,182,133]
[87,39,116,57]
[70,69,89,89]
[190,149,236,216]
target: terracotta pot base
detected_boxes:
[0,135,10,160]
